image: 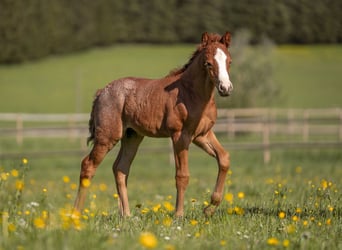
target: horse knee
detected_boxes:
[175,175,189,189]
[219,151,230,172]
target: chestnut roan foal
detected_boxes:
[74,32,233,217]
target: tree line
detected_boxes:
[0,0,341,63]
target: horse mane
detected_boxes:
[166,33,222,77]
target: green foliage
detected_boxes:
[0,0,341,63]
[217,30,280,108]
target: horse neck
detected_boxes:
[180,52,215,102]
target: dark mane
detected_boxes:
[166,33,222,77]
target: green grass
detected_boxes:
[1,45,342,113]
[272,45,342,108]
[0,148,341,249]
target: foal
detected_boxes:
[74,32,233,217]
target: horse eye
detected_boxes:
[205,62,213,68]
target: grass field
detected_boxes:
[0,148,341,249]
[0,45,342,249]
[1,45,342,112]
[272,45,342,108]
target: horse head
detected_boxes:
[201,32,233,97]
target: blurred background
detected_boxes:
[0,0,341,163]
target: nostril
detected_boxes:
[219,84,227,93]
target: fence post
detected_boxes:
[339,108,342,141]
[303,110,309,142]
[16,114,23,145]
[227,110,235,139]
[263,112,270,164]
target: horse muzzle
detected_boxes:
[217,81,233,97]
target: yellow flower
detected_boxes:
[34,217,46,229]
[70,183,78,190]
[1,172,8,181]
[321,179,328,190]
[139,232,158,249]
[15,180,24,191]
[295,166,302,174]
[267,237,279,246]
[190,219,198,226]
[283,239,290,248]
[286,224,296,234]
[328,205,334,212]
[22,158,28,164]
[81,179,91,188]
[326,218,332,225]
[278,211,286,219]
[113,193,119,199]
[11,169,19,177]
[227,207,234,215]
[234,206,244,215]
[165,244,175,250]
[42,210,49,220]
[292,215,299,222]
[8,223,16,232]
[152,204,161,213]
[163,217,172,227]
[141,208,150,214]
[220,240,227,246]
[163,201,175,212]
[99,183,107,192]
[224,192,234,204]
[63,176,70,183]
[237,192,245,199]
[295,208,302,214]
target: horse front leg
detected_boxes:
[193,130,230,216]
[172,132,191,217]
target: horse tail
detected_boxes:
[87,89,102,145]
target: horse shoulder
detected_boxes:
[193,102,217,136]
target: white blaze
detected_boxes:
[214,48,233,92]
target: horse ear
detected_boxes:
[201,32,210,45]
[220,32,231,47]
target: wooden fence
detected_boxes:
[1,108,342,163]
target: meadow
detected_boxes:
[0,148,341,249]
[1,45,342,113]
[0,45,342,249]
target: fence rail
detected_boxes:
[1,108,342,163]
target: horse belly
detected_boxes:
[124,97,170,137]
[128,112,169,137]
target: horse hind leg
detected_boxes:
[74,139,117,212]
[113,128,144,217]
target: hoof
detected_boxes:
[203,205,216,217]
